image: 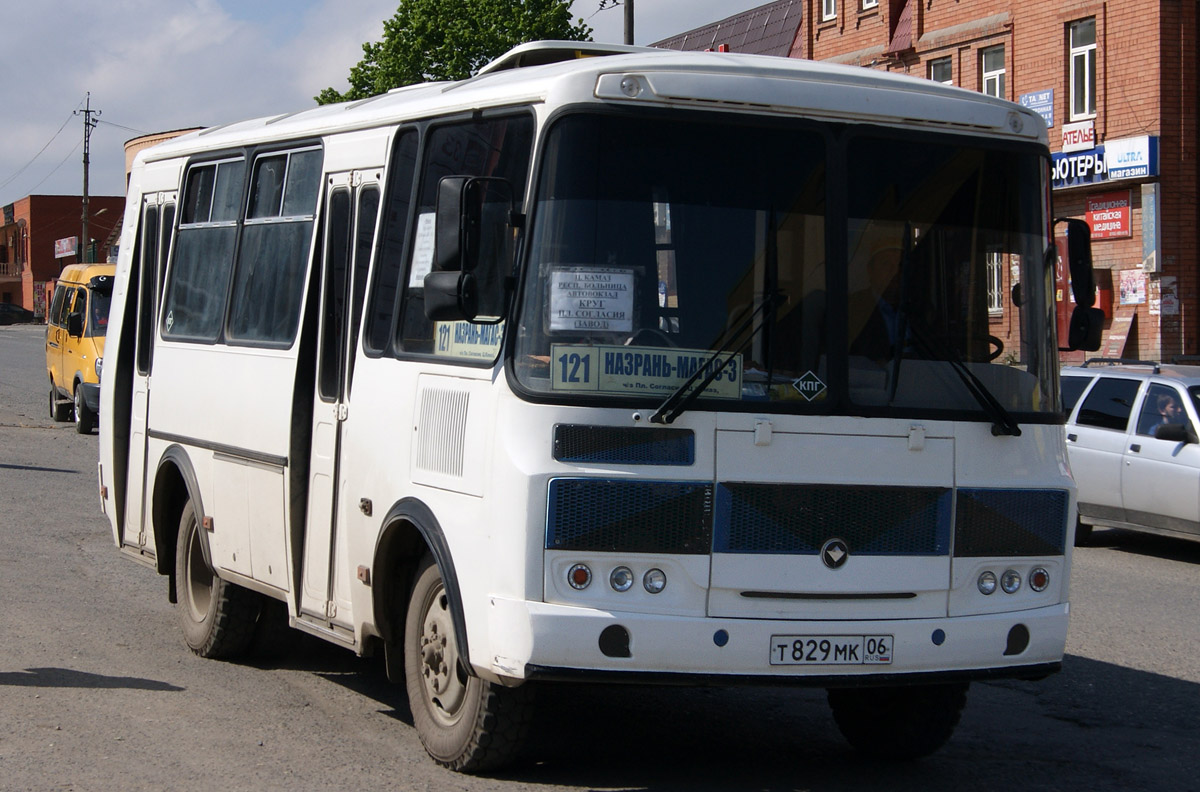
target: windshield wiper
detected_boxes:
[649,290,781,425]
[904,321,1022,436]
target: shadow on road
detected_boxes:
[1088,528,1200,565]
[0,667,184,692]
[292,647,1200,791]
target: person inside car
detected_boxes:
[1147,392,1183,436]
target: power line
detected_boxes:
[97,118,148,135]
[0,109,79,192]
[23,139,83,195]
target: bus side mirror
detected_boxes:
[426,176,515,322]
[1056,217,1102,351]
[67,311,84,338]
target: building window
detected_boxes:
[1069,18,1097,120]
[929,57,952,85]
[986,249,1003,315]
[981,46,1005,98]
[822,0,837,22]
[861,0,878,9]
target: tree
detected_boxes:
[316,0,592,104]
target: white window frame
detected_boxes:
[986,249,1004,315]
[822,0,837,22]
[1069,18,1097,120]
[929,57,952,85]
[861,0,878,10]
[981,46,1005,99]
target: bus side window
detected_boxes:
[394,114,534,357]
[136,204,160,375]
[365,130,418,355]
[348,185,380,384]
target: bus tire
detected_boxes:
[404,554,532,773]
[1074,519,1093,546]
[49,386,71,422]
[827,682,967,760]
[73,385,95,434]
[175,498,259,659]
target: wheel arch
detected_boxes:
[372,498,470,667]
[152,445,210,600]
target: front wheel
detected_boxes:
[404,554,532,773]
[827,683,968,760]
[175,499,259,659]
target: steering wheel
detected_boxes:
[626,328,678,348]
[982,334,1004,362]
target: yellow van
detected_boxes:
[46,263,114,434]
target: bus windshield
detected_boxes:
[512,111,1059,421]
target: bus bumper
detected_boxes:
[482,598,1068,685]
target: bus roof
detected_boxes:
[138,41,1046,164]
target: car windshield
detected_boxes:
[512,111,1059,421]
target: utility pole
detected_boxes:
[76,93,100,264]
[624,0,634,44]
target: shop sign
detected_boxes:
[1051,136,1160,191]
[1085,190,1131,240]
[1051,147,1106,190]
[1019,90,1054,128]
[54,236,78,258]
[1106,135,1158,180]
[1061,120,1095,153]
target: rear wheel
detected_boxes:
[828,683,968,760]
[404,554,532,772]
[49,386,71,422]
[73,385,95,434]
[175,498,259,659]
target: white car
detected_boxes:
[1062,361,1200,545]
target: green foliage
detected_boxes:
[317,0,592,104]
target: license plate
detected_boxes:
[769,634,894,666]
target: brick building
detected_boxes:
[656,0,1199,362]
[1,195,125,319]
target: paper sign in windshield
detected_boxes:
[549,267,634,333]
[408,212,436,288]
[551,344,742,399]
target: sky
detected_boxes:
[0,0,768,208]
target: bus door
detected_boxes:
[300,174,380,624]
[123,193,175,549]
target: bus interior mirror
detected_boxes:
[1067,305,1104,351]
[424,270,478,321]
[67,311,84,337]
[1058,217,1095,307]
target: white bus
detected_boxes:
[99,41,1101,771]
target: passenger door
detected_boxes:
[300,175,380,625]
[1121,382,1200,535]
[1067,375,1140,524]
[46,285,68,391]
[123,194,176,549]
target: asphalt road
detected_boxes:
[1,321,1198,791]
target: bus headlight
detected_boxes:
[1001,569,1022,594]
[95,357,103,382]
[643,568,667,594]
[977,571,997,595]
[1029,567,1050,592]
[609,566,634,592]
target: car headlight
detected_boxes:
[94,357,103,382]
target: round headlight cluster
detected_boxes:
[566,563,667,594]
[976,566,1051,596]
